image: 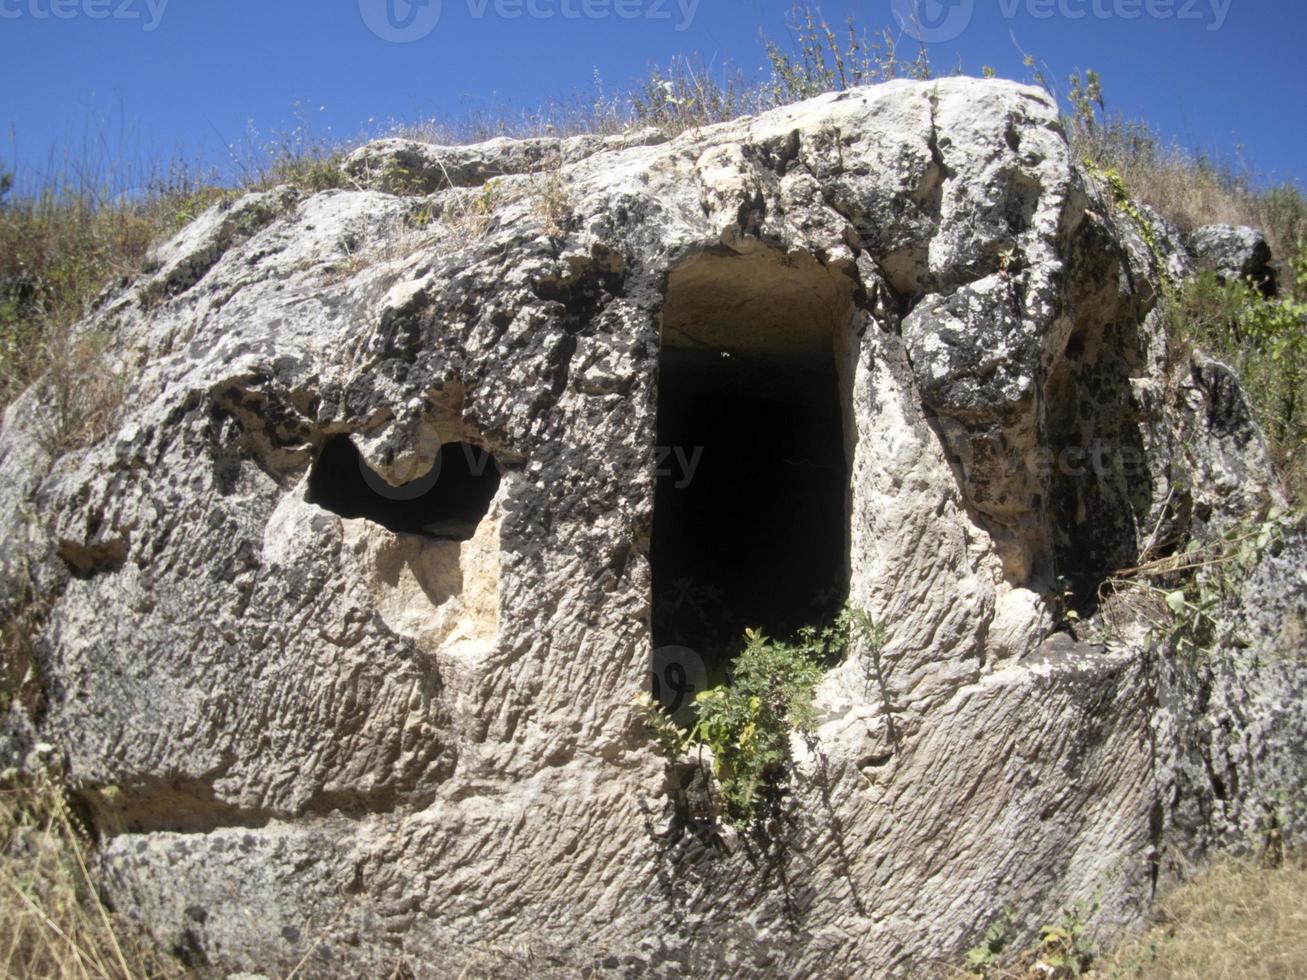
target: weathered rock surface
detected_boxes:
[1188,222,1277,294]
[0,78,1301,976]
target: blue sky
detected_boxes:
[1,0,1303,192]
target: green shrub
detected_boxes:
[1068,75,1307,271]
[963,899,1099,979]
[688,626,827,825]
[1166,250,1307,499]
[644,606,881,829]
[1100,513,1291,659]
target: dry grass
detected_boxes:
[1069,113,1307,275]
[0,113,350,426]
[1,13,1305,970]
[0,557,49,720]
[1100,854,1307,979]
[0,772,185,979]
[952,854,1307,980]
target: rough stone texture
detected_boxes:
[0,78,1302,977]
[1153,520,1307,867]
[1188,222,1277,294]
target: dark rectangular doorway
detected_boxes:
[651,348,849,673]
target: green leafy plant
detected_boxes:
[642,605,881,829]
[1035,899,1099,977]
[1101,513,1289,657]
[634,691,690,758]
[962,898,1100,979]
[1166,252,1307,498]
[688,625,826,825]
[1082,157,1171,292]
[964,907,1016,976]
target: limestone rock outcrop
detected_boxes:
[1189,222,1277,294]
[0,78,1301,977]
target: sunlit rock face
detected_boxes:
[0,77,1300,977]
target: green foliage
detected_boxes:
[1167,252,1307,498]
[964,899,1100,979]
[964,907,1016,975]
[1082,157,1171,291]
[1102,513,1290,659]
[268,153,349,195]
[1036,899,1099,977]
[1069,72,1307,271]
[634,692,690,758]
[1163,516,1287,656]
[1077,75,1306,499]
[642,605,881,829]
[688,625,826,824]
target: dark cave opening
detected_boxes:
[651,352,849,673]
[649,250,854,678]
[307,435,500,541]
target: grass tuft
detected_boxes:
[0,771,183,979]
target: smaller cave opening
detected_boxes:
[307,435,500,540]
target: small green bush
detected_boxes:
[644,606,881,829]
[689,625,827,824]
[1166,250,1307,499]
[963,898,1099,979]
